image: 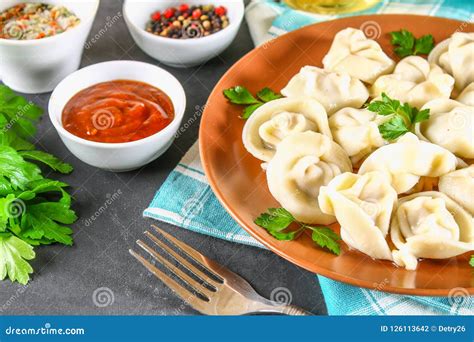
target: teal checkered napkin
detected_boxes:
[145,0,474,315]
[144,143,474,315]
[245,0,473,45]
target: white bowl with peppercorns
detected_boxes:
[123,0,244,68]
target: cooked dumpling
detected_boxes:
[329,107,387,164]
[318,171,396,260]
[439,165,474,215]
[358,133,458,194]
[391,191,474,270]
[428,32,474,93]
[370,56,454,109]
[322,28,395,84]
[266,131,352,224]
[281,66,369,115]
[456,82,474,106]
[416,99,474,159]
[242,97,332,162]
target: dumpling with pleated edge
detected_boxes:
[280,66,369,115]
[329,107,388,165]
[391,191,474,270]
[370,56,454,109]
[439,165,474,216]
[322,27,395,84]
[242,97,332,162]
[428,32,474,95]
[266,131,352,225]
[318,171,397,260]
[415,99,474,160]
[358,133,458,194]
[456,82,474,106]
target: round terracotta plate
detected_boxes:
[199,14,474,296]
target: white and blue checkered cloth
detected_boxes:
[145,1,474,315]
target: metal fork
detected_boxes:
[129,225,310,315]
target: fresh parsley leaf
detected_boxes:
[0,85,43,139]
[390,29,415,58]
[368,93,430,141]
[256,88,282,102]
[0,233,35,285]
[367,93,400,115]
[242,103,263,119]
[470,255,474,268]
[414,34,434,55]
[223,86,282,119]
[255,208,341,254]
[307,226,341,256]
[390,30,434,57]
[254,207,295,231]
[19,202,76,246]
[378,116,409,140]
[413,108,430,123]
[223,86,259,105]
[20,150,73,174]
[0,86,76,284]
[0,146,42,191]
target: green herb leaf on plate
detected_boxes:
[390,29,434,57]
[223,86,260,105]
[256,87,282,102]
[367,93,430,141]
[255,208,341,255]
[414,34,435,55]
[223,86,282,119]
[470,255,474,267]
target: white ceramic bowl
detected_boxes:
[0,0,99,94]
[123,0,244,68]
[48,60,186,172]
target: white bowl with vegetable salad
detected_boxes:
[0,0,99,94]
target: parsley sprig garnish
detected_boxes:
[254,208,341,255]
[0,85,76,284]
[390,29,434,58]
[470,255,474,268]
[367,93,430,141]
[223,86,282,119]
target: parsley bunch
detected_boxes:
[255,208,341,255]
[390,29,434,58]
[367,93,430,141]
[0,85,76,284]
[223,86,281,119]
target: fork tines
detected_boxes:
[129,225,223,304]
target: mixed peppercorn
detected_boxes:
[145,4,229,39]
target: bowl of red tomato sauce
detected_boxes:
[48,60,186,171]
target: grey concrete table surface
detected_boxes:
[0,0,327,315]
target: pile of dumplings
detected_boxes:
[242,28,474,270]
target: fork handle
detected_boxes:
[251,303,311,316]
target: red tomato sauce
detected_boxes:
[62,80,175,143]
